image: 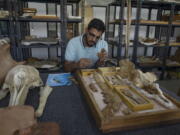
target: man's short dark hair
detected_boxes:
[88,18,105,33]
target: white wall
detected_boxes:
[93,7,106,39]
[28,2,47,37]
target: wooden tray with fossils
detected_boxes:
[76,67,180,133]
[114,86,153,112]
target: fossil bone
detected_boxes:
[140,83,174,108]
[35,85,53,117]
[117,59,157,88]
[89,83,98,92]
[0,65,53,117]
[0,40,25,86]
[121,89,147,104]
[117,60,174,108]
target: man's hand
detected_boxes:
[97,48,107,62]
[97,48,108,66]
[77,58,92,68]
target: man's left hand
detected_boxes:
[97,48,108,66]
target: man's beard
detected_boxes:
[87,41,96,47]
[84,34,96,47]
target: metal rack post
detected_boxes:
[60,0,67,63]
[161,3,175,79]
[132,0,142,64]
[117,0,125,62]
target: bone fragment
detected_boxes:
[35,85,53,117]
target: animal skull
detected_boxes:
[0,65,53,117]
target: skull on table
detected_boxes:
[0,39,53,117]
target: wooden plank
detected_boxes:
[102,109,180,132]
[109,19,180,26]
[76,71,105,128]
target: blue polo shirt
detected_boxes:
[65,34,108,66]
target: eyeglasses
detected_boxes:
[87,32,101,41]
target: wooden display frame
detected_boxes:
[114,86,154,111]
[76,69,180,133]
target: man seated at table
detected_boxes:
[64,18,108,72]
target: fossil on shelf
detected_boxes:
[139,37,158,46]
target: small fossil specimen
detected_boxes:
[121,89,147,104]
[142,85,159,95]
[122,108,131,115]
[89,83,98,92]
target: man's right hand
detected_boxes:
[77,58,92,68]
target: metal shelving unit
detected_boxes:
[0,0,18,59]
[106,0,180,79]
[10,0,82,71]
[13,0,65,62]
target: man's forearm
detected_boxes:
[64,58,93,72]
[64,61,78,72]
